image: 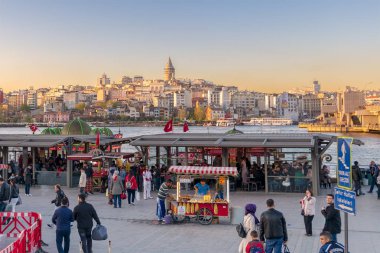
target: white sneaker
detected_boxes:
[148,197,153,199]
[29,194,32,196]
[144,198,147,200]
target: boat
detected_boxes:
[216,118,235,127]
[243,117,293,126]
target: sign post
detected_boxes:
[336,137,355,253]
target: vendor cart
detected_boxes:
[167,165,237,225]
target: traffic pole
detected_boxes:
[344,212,348,253]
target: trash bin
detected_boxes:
[230,206,244,225]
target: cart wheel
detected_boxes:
[197,208,213,225]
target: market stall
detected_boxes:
[168,165,238,225]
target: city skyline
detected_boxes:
[1,0,380,92]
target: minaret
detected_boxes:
[164,57,175,82]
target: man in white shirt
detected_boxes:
[142,166,153,200]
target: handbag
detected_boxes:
[301,209,305,216]
[120,192,126,200]
[236,223,247,238]
[91,224,108,240]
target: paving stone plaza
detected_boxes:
[9,185,380,253]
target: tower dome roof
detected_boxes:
[62,118,92,135]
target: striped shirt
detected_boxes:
[157,183,169,200]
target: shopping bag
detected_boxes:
[106,188,109,197]
[16,196,22,206]
[283,245,291,253]
[120,192,126,200]
[135,190,140,201]
[92,224,108,240]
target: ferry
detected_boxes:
[216,118,235,127]
[243,117,293,126]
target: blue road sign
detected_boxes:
[337,137,353,190]
[334,187,356,215]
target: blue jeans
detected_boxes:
[156,198,165,220]
[265,238,283,253]
[369,175,378,192]
[25,184,31,195]
[113,194,121,208]
[331,233,337,242]
[78,228,92,253]
[56,230,70,253]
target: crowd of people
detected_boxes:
[236,193,344,253]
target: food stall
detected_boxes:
[167,165,238,225]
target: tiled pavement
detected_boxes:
[6,185,380,253]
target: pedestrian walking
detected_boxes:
[79,167,87,195]
[238,203,260,253]
[156,179,174,223]
[321,194,341,242]
[110,170,124,208]
[368,161,379,193]
[352,161,364,196]
[24,166,33,196]
[8,177,20,212]
[259,199,288,253]
[245,231,264,253]
[143,166,153,199]
[319,231,344,253]
[48,184,66,228]
[84,163,94,195]
[0,177,10,212]
[300,189,316,236]
[52,196,73,253]
[125,171,137,205]
[73,193,101,253]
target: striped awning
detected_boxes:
[168,166,238,177]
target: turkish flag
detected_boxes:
[163,119,173,132]
[183,121,189,132]
[29,124,38,134]
[96,132,100,147]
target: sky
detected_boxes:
[0,0,379,92]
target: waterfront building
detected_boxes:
[63,91,80,110]
[98,73,110,88]
[337,86,365,126]
[164,57,175,82]
[231,91,256,110]
[276,92,300,121]
[301,93,321,119]
[43,111,71,123]
[173,90,192,108]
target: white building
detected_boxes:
[276,92,300,121]
[63,92,80,110]
[174,90,192,108]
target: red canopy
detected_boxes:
[168,166,238,177]
[67,153,93,161]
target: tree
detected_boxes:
[205,105,212,121]
[75,102,86,112]
[20,104,31,112]
[177,108,187,121]
[193,101,205,122]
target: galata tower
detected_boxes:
[164,57,175,82]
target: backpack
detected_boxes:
[236,223,246,238]
[126,176,134,189]
[248,241,264,253]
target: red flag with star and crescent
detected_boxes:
[183,121,189,132]
[164,119,173,132]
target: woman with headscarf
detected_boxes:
[238,204,260,253]
[110,170,124,208]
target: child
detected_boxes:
[245,230,264,253]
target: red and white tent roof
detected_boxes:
[0,164,9,170]
[168,166,238,177]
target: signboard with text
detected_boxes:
[334,187,356,215]
[337,137,353,190]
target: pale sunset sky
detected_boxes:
[0,0,379,92]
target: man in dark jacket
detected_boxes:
[73,193,101,253]
[260,199,288,253]
[352,161,364,196]
[0,177,10,212]
[48,184,66,228]
[52,196,73,253]
[368,161,379,193]
[319,231,344,253]
[321,194,341,243]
